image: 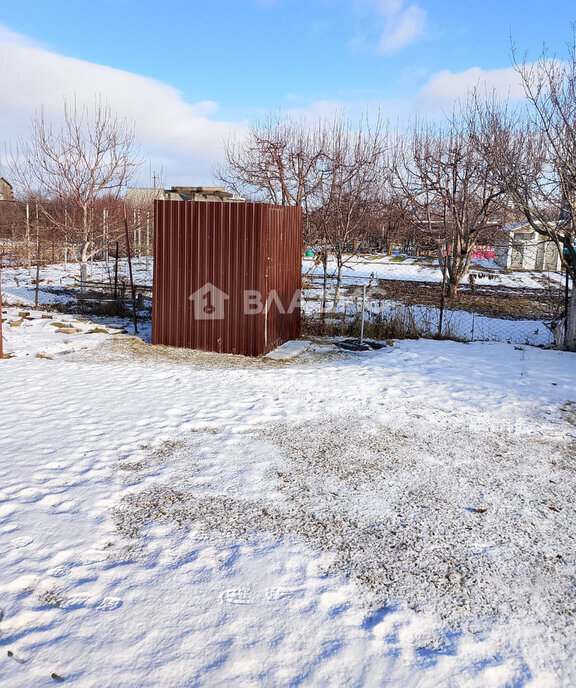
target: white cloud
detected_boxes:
[352,0,427,55]
[282,96,417,127]
[376,3,426,54]
[0,25,246,184]
[417,65,527,106]
[279,64,534,126]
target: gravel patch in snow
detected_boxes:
[112,411,576,653]
[70,334,350,368]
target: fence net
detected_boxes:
[0,247,571,348]
[301,253,569,347]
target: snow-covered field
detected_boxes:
[1,254,562,306]
[1,260,575,686]
[301,255,563,346]
[1,287,576,686]
[0,256,563,348]
[303,254,564,290]
[0,260,152,310]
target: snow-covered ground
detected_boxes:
[1,295,576,685]
[303,255,564,290]
[0,307,127,359]
[0,260,152,309]
[301,255,563,346]
[302,296,555,347]
[2,254,563,304]
[1,257,562,348]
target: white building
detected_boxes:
[494,222,563,271]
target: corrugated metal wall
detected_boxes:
[152,200,302,356]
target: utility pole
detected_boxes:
[113,241,119,300]
[438,240,448,338]
[64,207,68,267]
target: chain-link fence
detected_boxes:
[301,254,569,347]
[1,245,570,348]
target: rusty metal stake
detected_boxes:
[123,205,138,335]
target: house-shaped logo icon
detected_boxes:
[189,282,229,320]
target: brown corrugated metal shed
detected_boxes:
[152,200,302,356]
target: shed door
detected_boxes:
[510,245,524,268]
[544,242,560,270]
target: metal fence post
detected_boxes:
[438,242,448,338]
[123,205,138,335]
[360,283,367,344]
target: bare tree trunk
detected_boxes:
[565,289,576,351]
[447,280,459,300]
[79,238,92,291]
[321,251,328,318]
[334,251,344,304]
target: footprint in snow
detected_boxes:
[6,649,28,664]
[265,587,303,601]
[14,488,44,503]
[78,549,109,565]
[220,588,303,604]
[52,500,78,514]
[220,588,254,605]
[11,536,33,548]
[188,529,210,541]
[166,407,186,416]
[61,594,91,610]
[95,597,123,611]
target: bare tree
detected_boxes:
[218,111,389,303]
[469,37,576,349]
[216,113,325,213]
[9,97,140,284]
[309,113,388,300]
[366,195,414,254]
[391,117,505,299]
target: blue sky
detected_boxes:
[0,0,574,183]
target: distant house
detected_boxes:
[125,185,244,207]
[0,177,13,202]
[494,222,562,271]
[124,187,165,207]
